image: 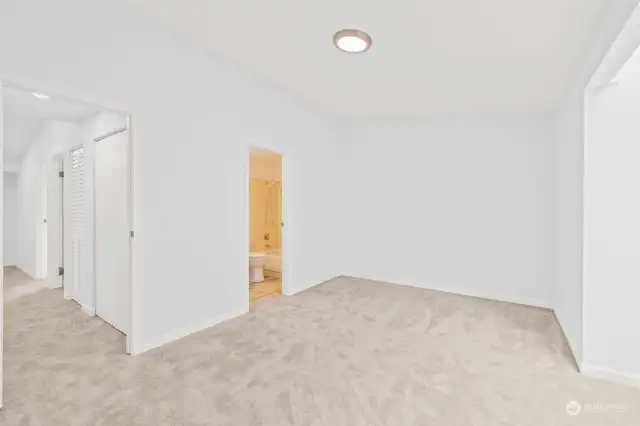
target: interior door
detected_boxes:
[95,130,130,334]
[46,157,63,288]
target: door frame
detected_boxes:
[0,78,5,409]
[45,154,64,289]
[246,144,290,300]
[0,79,137,358]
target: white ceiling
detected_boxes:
[128,0,609,117]
[3,87,100,168]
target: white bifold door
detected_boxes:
[95,129,130,334]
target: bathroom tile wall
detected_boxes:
[249,178,282,252]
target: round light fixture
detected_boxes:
[333,29,372,53]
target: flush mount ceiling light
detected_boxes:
[32,92,50,100]
[333,29,372,53]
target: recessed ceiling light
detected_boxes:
[333,29,372,54]
[32,92,50,99]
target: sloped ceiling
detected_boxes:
[3,88,99,169]
[127,0,609,117]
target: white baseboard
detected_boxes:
[581,363,640,389]
[283,275,339,297]
[345,275,553,310]
[81,304,95,316]
[132,307,247,356]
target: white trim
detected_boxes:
[132,308,247,356]
[81,304,96,317]
[126,115,135,355]
[1,77,6,408]
[346,275,553,310]
[581,363,640,389]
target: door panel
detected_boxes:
[95,130,130,334]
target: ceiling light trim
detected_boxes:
[333,29,372,54]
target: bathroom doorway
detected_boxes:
[248,148,283,303]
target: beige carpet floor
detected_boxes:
[2,276,639,425]
[3,266,47,302]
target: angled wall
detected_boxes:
[553,0,640,367]
[582,61,640,385]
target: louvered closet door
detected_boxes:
[65,147,85,301]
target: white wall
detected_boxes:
[3,172,19,266]
[0,0,342,353]
[583,74,640,382]
[17,120,81,278]
[340,116,555,307]
[553,0,640,366]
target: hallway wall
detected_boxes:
[18,120,82,278]
[3,173,19,266]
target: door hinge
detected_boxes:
[59,171,64,178]
[130,230,135,238]
[58,266,64,276]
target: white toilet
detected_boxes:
[249,252,267,283]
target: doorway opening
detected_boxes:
[1,83,134,363]
[248,148,283,303]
